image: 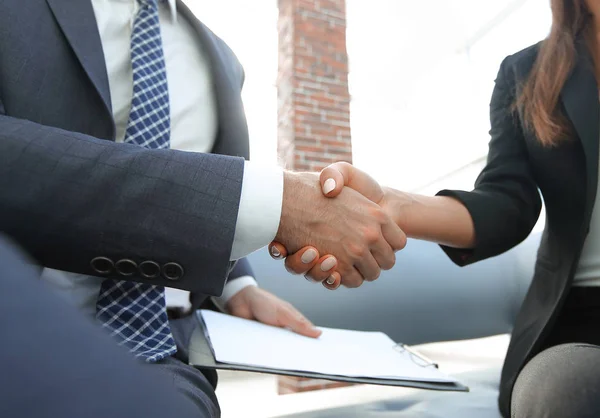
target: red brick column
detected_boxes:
[276,0,354,395]
[277,0,352,172]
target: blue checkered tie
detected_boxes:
[96,0,176,363]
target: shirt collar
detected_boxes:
[127,0,178,23]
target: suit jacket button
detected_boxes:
[139,261,160,279]
[115,259,137,276]
[90,257,114,275]
[162,262,184,281]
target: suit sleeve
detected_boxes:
[437,57,542,266]
[0,115,244,295]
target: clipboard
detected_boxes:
[189,312,469,392]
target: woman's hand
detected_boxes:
[268,243,342,290]
[269,162,406,286]
[270,161,474,281]
[226,286,322,338]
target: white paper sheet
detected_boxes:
[200,310,458,383]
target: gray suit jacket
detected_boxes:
[0,0,253,297]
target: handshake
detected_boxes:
[268,162,412,290]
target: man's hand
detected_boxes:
[225,286,322,338]
[271,163,411,285]
[275,171,406,288]
[273,163,475,280]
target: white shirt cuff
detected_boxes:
[230,161,283,260]
[211,275,258,312]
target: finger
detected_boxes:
[370,237,396,271]
[268,241,288,260]
[354,252,381,282]
[322,271,342,290]
[278,306,322,338]
[319,164,346,197]
[381,221,408,252]
[320,162,384,203]
[303,255,338,283]
[284,246,320,275]
[339,265,365,288]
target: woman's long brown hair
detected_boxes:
[518,0,591,146]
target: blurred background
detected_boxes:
[190,0,550,196]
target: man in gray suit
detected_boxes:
[0,0,405,416]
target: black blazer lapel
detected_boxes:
[177,1,251,160]
[561,39,600,220]
[46,0,113,122]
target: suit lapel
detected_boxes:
[46,0,113,119]
[561,39,600,219]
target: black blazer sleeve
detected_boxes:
[0,115,245,296]
[437,57,542,266]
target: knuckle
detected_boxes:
[367,269,381,282]
[344,278,362,288]
[369,206,387,224]
[388,252,397,269]
[362,226,381,245]
[380,253,396,270]
[337,264,353,278]
[396,233,408,251]
[346,242,367,261]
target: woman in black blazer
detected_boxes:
[273,0,600,416]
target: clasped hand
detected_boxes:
[271,162,406,289]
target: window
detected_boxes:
[347,0,551,192]
[191,0,550,210]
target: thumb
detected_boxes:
[319,162,385,204]
[267,241,287,260]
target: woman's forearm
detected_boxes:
[382,188,476,249]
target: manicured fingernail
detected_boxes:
[323,178,336,194]
[326,276,336,285]
[301,249,318,264]
[320,257,336,272]
[270,246,281,258]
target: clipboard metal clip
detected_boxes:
[393,343,439,369]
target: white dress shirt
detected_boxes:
[40,0,282,314]
[574,128,600,286]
